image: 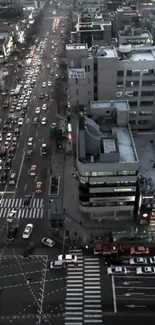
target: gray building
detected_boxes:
[118,26,153,48]
[114,7,141,35]
[77,100,139,220]
[66,43,155,130]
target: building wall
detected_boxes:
[66,45,155,129]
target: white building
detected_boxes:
[77,100,139,220]
[66,43,155,130]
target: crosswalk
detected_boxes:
[0,198,44,219]
[1,198,43,208]
[65,249,102,325]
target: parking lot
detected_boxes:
[0,254,66,324]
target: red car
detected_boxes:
[130,246,149,255]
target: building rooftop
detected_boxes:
[134,134,155,192]
[66,44,87,50]
[119,29,151,38]
[78,100,138,165]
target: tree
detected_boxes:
[52,80,65,112]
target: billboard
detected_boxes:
[68,68,85,79]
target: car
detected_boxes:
[36,182,42,193]
[24,195,32,207]
[4,159,12,170]
[33,117,39,125]
[27,137,33,146]
[150,257,155,264]
[22,224,33,239]
[42,104,47,110]
[42,82,46,87]
[130,246,149,255]
[50,260,64,269]
[41,117,47,125]
[9,173,16,185]
[104,256,123,266]
[25,150,32,160]
[58,254,77,264]
[0,133,2,142]
[40,143,47,155]
[4,141,9,150]
[48,81,52,86]
[39,93,44,99]
[50,70,54,75]
[14,128,20,137]
[136,266,155,275]
[29,165,36,176]
[0,159,3,171]
[12,137,17,147]
[6,132,12,141]
[129,257,147,265]
[41,237,55,247]
[23,242,36,258]
[107,266,127,275]
[45,93,49,100]
[7,209,18,223]
[18,118,24,126]
[8,147,15,158]
[35,107,40,114]
[46,64,50,69]
[7,225,18,241]
[16,104,22,111]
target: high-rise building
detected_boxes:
[77,100,139,220]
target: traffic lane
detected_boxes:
[103,316,155,325]
[0,220,8,247]
[100,263,115,312]
[114,275,155,313]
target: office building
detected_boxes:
[114,7,141,35]
[66,43,155,130]
[77,100,139,220]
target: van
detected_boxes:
[50,260,64,269]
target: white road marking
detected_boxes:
[112,275,117,313]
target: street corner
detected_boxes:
[0,254,48,323]
[113,274,155,314]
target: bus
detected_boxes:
[14,84,23,96]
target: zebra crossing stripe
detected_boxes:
[0,198,44,219]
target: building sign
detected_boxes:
[68,69,85,79]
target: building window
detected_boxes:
[117,81,123,87]
[130,120,136,125]
[126,81,139,87]
[129,111,136,115]
[127,70,132,76]
[139,111,152,116]
[143,69,155,75]
[140,101,153,106]
[125,91,138,97]
[116,92,123,98]
[141,91,154,97]
[85,66,87,72]
[129,101,137,107]
[138,120,150,125]
[117,70,124,76]
[76,89,79,95]
[75,78,78,84]
[88,65,90,72]
[142,80,155,86]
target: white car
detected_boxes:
[7,209,18,223]
[46,64,50,69]
[129,257,147,265]
[35,107,40,114]
[0,133,2,142]
[48,81,52,87]
[42,104,47,110]
[27,137,33,146]
[22,224,33,239]
[0,159,3,170]
[18,118,24,126]
[6,133,12,141]
[150,257,155,264]
[136,266,155,275]
[16,104,22,111]
[41,117,47,125]
[107,266,127,275]
[58,254,77,264]
[42,82,46,87]
[41,237,55,247]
